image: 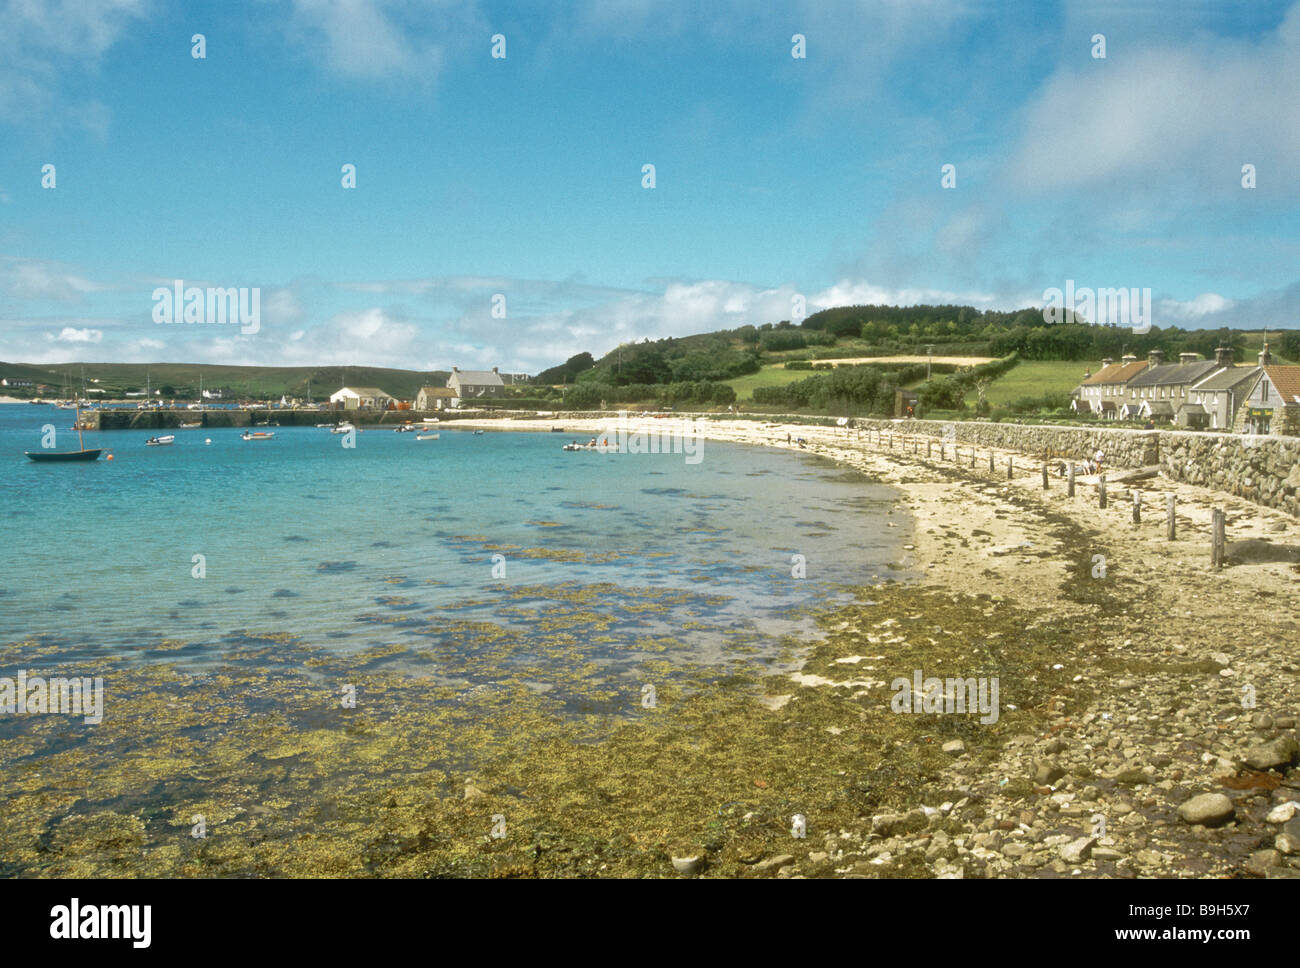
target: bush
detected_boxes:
[1007,391,1072,413]
[563,383,609,408]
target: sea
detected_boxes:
[0,404,905,682]
[0,403,916,874]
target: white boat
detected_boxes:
[146,435,175,446]
[415,433,439,441]
[241,431,275,440]
[178,421,201,429]
[330,423,355,435]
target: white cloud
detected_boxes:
[1159,293,1234,319]
[1010,5,1300,192]
[286,0,482,82]
[46,326,103,344]
[0,257,107,302]
[0,0,148,127]
[811,280,1003,312]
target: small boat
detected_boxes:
[241,431,275,440]
[394,423,416,433]
[315,423,333,428]
[146,435,175,446]
[415,433,439,441]
[25,399,103,462]
[26,448,102,462]
[179,421,201,429]
[550,427,565,433]
[472,430,485,435]
[331,423,355,435]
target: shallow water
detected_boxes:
[0,405,906,687]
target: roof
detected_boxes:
[1099,400,1118,412]
[1262,365,1300,405]
[1127,360,1222,388]
[1177,403,1206,415]
[1143,400,1175,415]
[449,369,504,387]
[1191,366,1261,392]
[418,386,457,397]
[334,386,394,398]
[1079,360,1149,386]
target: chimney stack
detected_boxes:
[1178,352,1199,365]
[1121,354,1137,364]
[1101,357,1114,366]
[492,366,499,374]
[1259,342,1272,367]
[1214,346,1233,366]
[1148,349,1165,368]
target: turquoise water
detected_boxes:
[0,404,904,690]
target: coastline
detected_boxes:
[441,414,1300,878]
[2,413,1297,878]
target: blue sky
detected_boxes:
[2,0,1299,372]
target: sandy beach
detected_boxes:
[443,414,1300,878]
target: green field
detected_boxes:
[963,360,1090,406]
[724,364,810,400]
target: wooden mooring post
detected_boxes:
[1132,490,1141,524]
[1211,507,1226,568]
[1166,494,1176,540]
[1099,474,1107,509]
[926,438,932,458]
[1042,461,1049,489]
[1007,457,1013,480]
[988,452,994,474]
[1067,461,1075,497]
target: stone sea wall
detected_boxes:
[851,418,1300,518]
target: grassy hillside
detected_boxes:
[0,362,449,401]
[725,364,809,400]
[959,360,1091,406]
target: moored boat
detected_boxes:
[146,435,176,446]
[241,431,275,440]
[26,448,102,462]
[25,399,104,462]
